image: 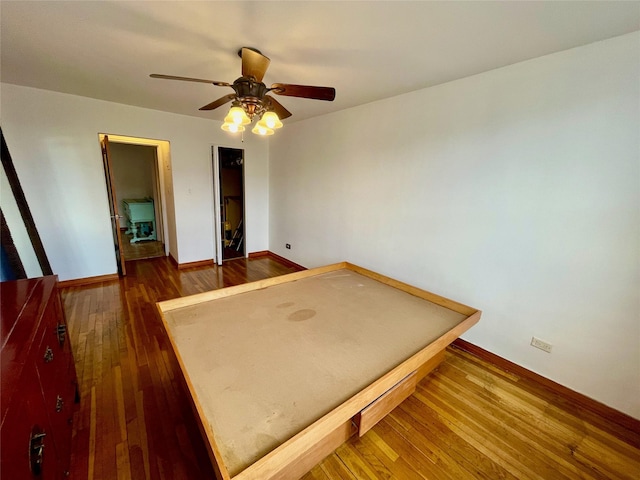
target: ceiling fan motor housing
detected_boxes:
[233,77,269,117]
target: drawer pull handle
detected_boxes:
[43,346,54,363]
[56,324,67,347]
[29,428,46,475]
[55,395,64,413]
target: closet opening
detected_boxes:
[213,146,245,264]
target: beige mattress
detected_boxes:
[161,268,467,476]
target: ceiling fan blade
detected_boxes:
[150,74,230,87]
[199,94,236,111]
[241,48,270,82]
[270,83,335,101]
[265,95,292,120]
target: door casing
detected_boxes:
[99,133,172,274]
[212,145,246,265]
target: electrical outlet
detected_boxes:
[530,337,552,353]
[285,244,291,250]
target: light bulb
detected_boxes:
[224,106,251,125]
[258,111,283,129]
[221,122,245,133]
[252,124,274,136]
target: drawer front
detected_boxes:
[34,296,76,474]
[1,365,57,480]
[1,279,49,414]
[44,374,75,475]
[355,371,417,437]
[36,297,72,395]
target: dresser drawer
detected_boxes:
[1,365,57,480]
[1,277,78,480]
[354,371,417,436]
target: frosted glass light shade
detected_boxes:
[224,106,251,125]
[221,122,245,133]
[258,111,283,129]
[252,124,274,136]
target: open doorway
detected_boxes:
[100,134,174,275]
[214,147,245,262]
[109,142,165,261]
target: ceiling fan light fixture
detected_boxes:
[221,122,245,133]
[224,105,251,125]
[151,48,335,136]
[258,111,283,129]
[252,124,274,136]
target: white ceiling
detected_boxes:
[2,1,639,124]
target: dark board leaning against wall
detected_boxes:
[0,127,52,279]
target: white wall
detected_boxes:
[1,84,270,280]
[269,33,640,418]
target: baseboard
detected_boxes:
[177,259,215,270]
[167,251,305,271]
[58,273,119,288]
[451,338,640,434]
[249,251,306,270]
[247,250,270,259]
[167,253,216,270]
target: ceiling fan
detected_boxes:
[150,47,336,135]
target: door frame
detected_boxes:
[100,135,127,275]
[212,146,222,266]
[99,134,172,273]
[212,145,246,265]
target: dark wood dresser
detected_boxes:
[1,276,78,479]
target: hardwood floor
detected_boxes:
[62,256,301,480]
[302,348,639,480]
[60,256,640,480]
[121,232,165,261]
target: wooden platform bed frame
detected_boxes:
[157,262,481,480]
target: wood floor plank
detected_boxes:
[61,255,640,480]
[412,386,544,479]
[364,430,399,462]
[434,363,609,479]
[372,415,451,480]
[335,442,386,480]
[450,348,640,448]
[441,350,640,479]
[357,429,425,480]
[572,436,639,480]
[320,453,358,479]
[88,385,97,480]
[426,369,583,479]
[392,400,514,480]
[135,388,153,479]
[116,440,131,480]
